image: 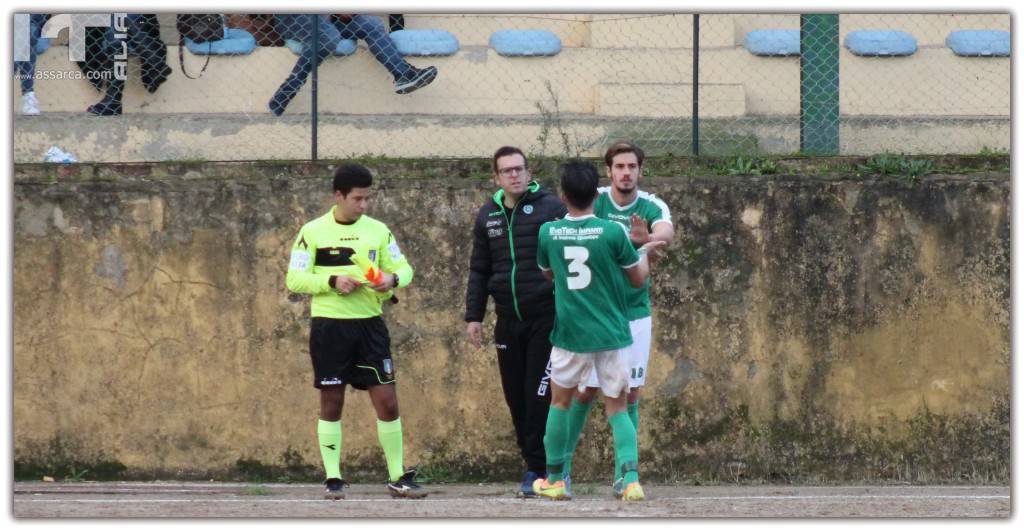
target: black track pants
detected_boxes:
[494,314,554,474]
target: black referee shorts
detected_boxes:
[309,316,395,390]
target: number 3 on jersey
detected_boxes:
[564,246,591,290]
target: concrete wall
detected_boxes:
[12,162,1010,482]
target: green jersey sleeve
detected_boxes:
[286,228,334,295]
[536,223,551,271]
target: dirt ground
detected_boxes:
[12,481,1010,518]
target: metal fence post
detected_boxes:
[311,14,319,161]
[692,14,700,157]
[800,14,840,155]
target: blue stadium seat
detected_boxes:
[285,38,357,56]
[389,29,459,56]
[185,28,257,55]
[489,29,562,56]
[743,29,800,56]
[844,30,917,56]
[945,30,1010,57]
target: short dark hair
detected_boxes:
[559,160,600,210]
[333,164,373,195]
[604,140,645,168]
[492,146,528,173]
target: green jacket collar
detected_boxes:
[492,180,541,208]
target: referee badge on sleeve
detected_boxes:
[289,250,311,271]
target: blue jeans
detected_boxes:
[14,14,48,93]
[271,15,412,108]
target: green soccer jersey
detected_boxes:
[537,214,641,352]
[593,187,672,320]
[286,207,414,319]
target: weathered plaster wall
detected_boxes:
[13,162,1009,482]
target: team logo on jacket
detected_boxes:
[523,205,534,214]
[368,250,377,262]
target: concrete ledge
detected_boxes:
[12,112,1010,163]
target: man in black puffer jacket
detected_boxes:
[465,146,567,497]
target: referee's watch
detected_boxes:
[392,273,400,288]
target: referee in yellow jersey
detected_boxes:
[286,163,425,500]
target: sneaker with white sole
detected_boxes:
[22,92,40,115]
[387,468,428,498]
[394,66,437,95]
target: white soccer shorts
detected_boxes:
[580,316,651,391]
[549,346,630,398]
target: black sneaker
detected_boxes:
[143,64,172,94]
[323,478,347,500]
[87,93,122,116]
[394,66,437,95]
[387,468,427,498]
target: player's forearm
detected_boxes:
[651,222,674,245]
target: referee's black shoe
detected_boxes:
[324,478,347,500]
[387,468,428,498]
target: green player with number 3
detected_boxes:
[532,160,666,501]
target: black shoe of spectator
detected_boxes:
[394,66,437,95]
[268,90,296,116]
[87,95,122,116]
[143,65,172,94]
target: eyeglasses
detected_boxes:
[497,165,528,177]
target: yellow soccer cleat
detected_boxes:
[532,478,568,500]
[621,482,645,501]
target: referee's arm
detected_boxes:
[286,230,334,294]
[379,232,414,288]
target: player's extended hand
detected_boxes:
[370,272,397,292]
[466,321,483,348]
[333,275,362,295]
[639,239,668,263]
[629,214,651,246]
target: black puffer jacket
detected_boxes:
[465,181,568,322]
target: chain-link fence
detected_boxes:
[12,13,1010,163]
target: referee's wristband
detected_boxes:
[329,275,338,288]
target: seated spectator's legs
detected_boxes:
[128,14,171,93]
[88,17,126,116]
[15,14,47,114]
[336,15,411,80]
[335,15,437,95]
[270,14,342,115]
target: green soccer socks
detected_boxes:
[542,406,570,481]
[563,397,594,478]
[377,417,405,482]
[608,411,640,485]
[318,419,343,479]
[617,400,640,482]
